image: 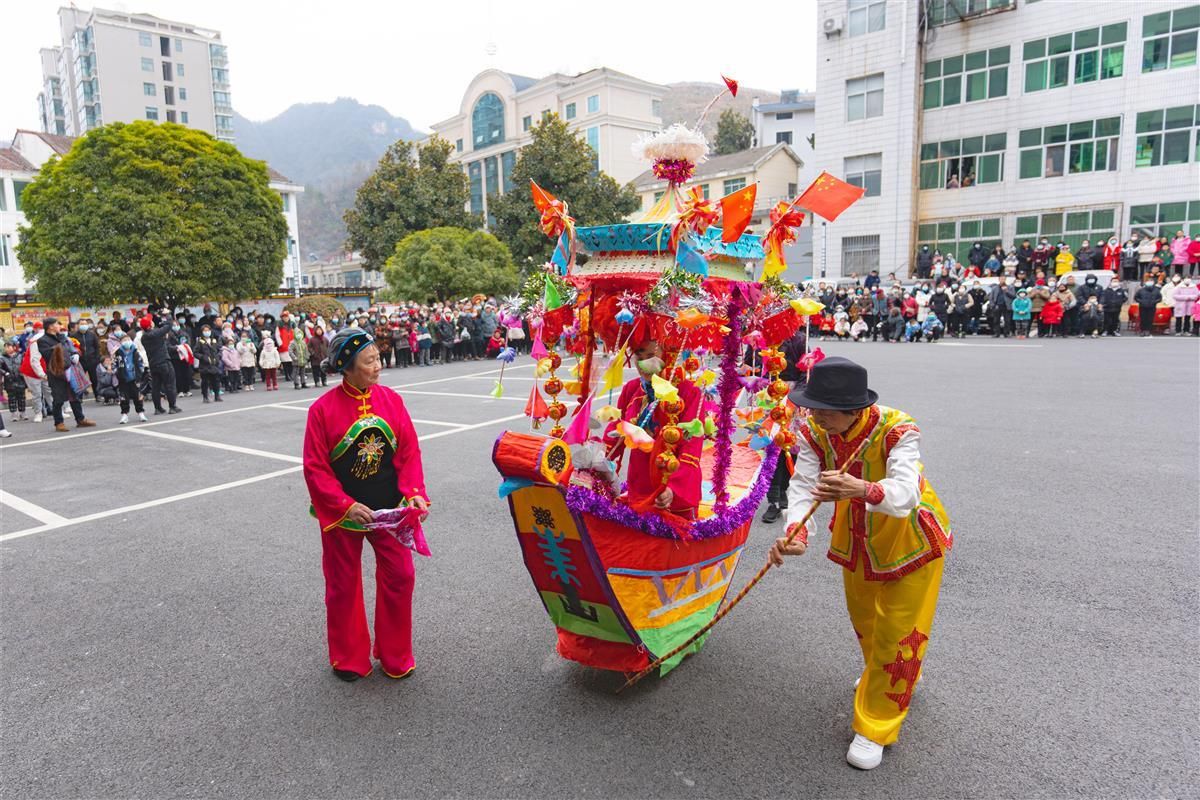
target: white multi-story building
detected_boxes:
[0,130,302,294]
[814,0,1200,278]
[428,68,668,225]
[752,90,819,190]
[37,6,234,142]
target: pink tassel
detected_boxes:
[562,396,593,445]
[530,328,548,359]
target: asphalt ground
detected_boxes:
[1,336,1197,799]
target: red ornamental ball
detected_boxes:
[548,352,563,370]
[655,453,680,474]
[767,380,790,400]
[550,425,566,438]
[544,377,564,396]
[683,356,701,373]
[661,399,685,417]
[774,430,796,449]
[769,405,788,422]
[547,402,567,421]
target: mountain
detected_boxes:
[660,82,781,140]
[233,98,423,258]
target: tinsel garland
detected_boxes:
[711,288,747,511]
[563,445,780,542]
[652,158,696,186]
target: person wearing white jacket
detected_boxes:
[236,335,258,391]
[258,336,282,390]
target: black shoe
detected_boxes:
[168,406,182,414]
[214,395,223,402]
[202,396,210,404]
[154,408,165,415]
[761,503,781,524]
[332,668,363,682]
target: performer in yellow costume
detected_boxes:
[769,356,952,771]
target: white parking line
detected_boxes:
[126,427,303,463]
[0,490,69,526]
[0,410,527,543]
[399,389,525,402]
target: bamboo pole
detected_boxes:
[616,434,871,693]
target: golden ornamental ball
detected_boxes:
[543,378,563,396]
[549,425,565,438]
[655,453,680,473]
[661,399,685,417]
[769,405,788,422]
[548,352,562,370]
[768,379,790,400]
[660,425,682,445]
[547,402,567,421]
[774,430,796,448]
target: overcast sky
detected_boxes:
[2,0,818,137]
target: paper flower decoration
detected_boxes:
[791,298,825,317]
[675,308,711,330]
[798,347,826,372]
[496,347,516,363]
[616,420,655,452]
[650,373,680,404]
[594,405,622,422]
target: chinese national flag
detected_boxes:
[796,171,866,222]
[720,183,758,242]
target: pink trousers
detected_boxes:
[321,527,415,677]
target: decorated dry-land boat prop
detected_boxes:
[491,78,866,678]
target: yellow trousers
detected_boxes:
[843,555,944,745]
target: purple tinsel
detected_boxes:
[563,445,780,541]
[711,288,747,512]
[652,158,696,186]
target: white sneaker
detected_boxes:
[34,413,43,423]
[119,414,129,424]
[846,734,884,770]
[138,412,148,422]
[0,429,11,438]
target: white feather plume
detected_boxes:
[631,124,710,165]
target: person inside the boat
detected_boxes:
[607,337,704,518]
[768,356,952,771]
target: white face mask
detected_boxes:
[636,356,664,377]
[1144,281,1154,287]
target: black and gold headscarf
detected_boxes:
[323,327,375,374]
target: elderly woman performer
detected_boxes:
[302,327,430,682]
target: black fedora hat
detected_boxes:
[789,356,878,411]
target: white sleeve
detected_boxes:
[867,429,922,518]
[784,442,822,529]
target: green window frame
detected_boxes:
[927,0,1014,27]
[1135,105,1199,167]
[923,46,1009,109]
[918,132,1007,189]
[1024,23,1126,92]
[1018,117,1120,179]
[1142,5,1199,72]
[723,178,747,195]
[1129,200,1200,238]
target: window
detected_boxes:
[165,110,176,123]
[1023,24,1125,93]
[472,92,505,149]
[700,184,710,200]
[1129,200,1200,237]
[0,180,6,211]
[281,193,291,213]
[164,86,175,105]
[162,62,173,82]
[846,73,884,121]
[160,36,170,57]
[522,115,532,131]
[468,161,483,215]
[842,235,881,272]
[213,91,231,107]
[175,38,184,52]
[776,131,794,145]
[215,114,233,132]
[587,94,600,113]
[1142,5,1199,71]
[652,99,662,117]
[1014,207,1119,250]
[141,57,154,72]
[176,63,184,77]
[212,69,230,86]
[485,156,500,199]
[1135,105,1200,166]
[775,111,794,120]
[565,102,576,120]
[455,138,463,153]
[924,47,1009,109]
[723,178,747,195]
[179,88,187,101]
[919,133,1007,189]
[848,0,886,36]
[501,150,516,193]
[12,181,30,212]
[917,217,1001,265]
[654,191,665,204]
[143,82,156,96]
[1018,118,1120,179]
[787,183,797,197]
[844,153,882,197]
[586,126,600,170]
[927,0,1013,26]
[180,111,189,124]
[0,234,9,267]
[139,32,152,47]
[145,106,159,120]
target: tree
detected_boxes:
[384,227,519,302]
[490,114,641,267]
[343,136,474,271]
[18,121,288,311]
[283,294,346,321]
[714,108,754,155]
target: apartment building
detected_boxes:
[814,0,1200,278]
[37,6,234,142]
[752,90,819,190]
[428,68,667,225]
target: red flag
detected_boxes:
[524,383,549,422]
[795,171,866,222]
[530,180,557,212]
[719,183,758,242]
[722,75,739,97]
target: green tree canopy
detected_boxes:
[384,227,519,302]
[17,121,288,310]
[283,294,346,321]
[489,114,641,267]
[714,108,754,155]
[344,136,474,271]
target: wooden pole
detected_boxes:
[616,434,871,693]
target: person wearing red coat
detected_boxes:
[302,327,430,682]
[1102,236,1122,273]
[1040,295,1064,337]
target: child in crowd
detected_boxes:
[417,322,433,366]
[1080,296,1103,338]
[289,331,310,388]
[237,334,257,391]
[833,307,851,340]
[1,338,27,422]
[259,336,281,390]
[1012,289,1032,338]
[307,326,328,386]
[850,317,869,341]
[1041,292,1064,337]
[904,317,923,342]
[114,332,148,424]
[921,312,944,342]
[485,327,506,357]
[95,355,120,404]
[221,336,243,392]
[395,323,413,368]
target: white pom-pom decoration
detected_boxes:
[632,124,710,165]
